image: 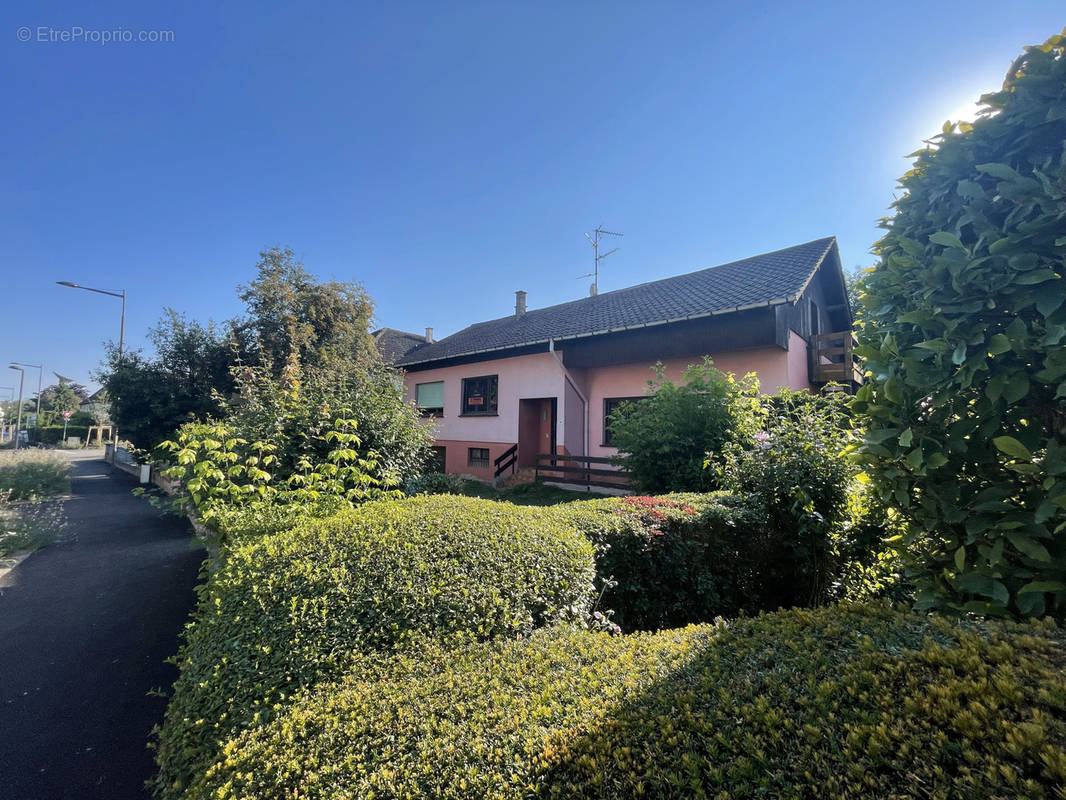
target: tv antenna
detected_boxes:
[580,225,623,296]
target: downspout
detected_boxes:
[549,338,589,457]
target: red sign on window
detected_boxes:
[468,396,484,406]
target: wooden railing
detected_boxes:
[534,454,632,491]
[809,331,863,386]
[493,443,518,479]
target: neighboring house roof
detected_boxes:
[398,236,838,367]
[372,328,429,363]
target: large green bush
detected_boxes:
[152,494,595,799]
[551,492,762,630]
[716,388,857,608]
[192,604,1066,800]
[855,31,1066,619]
[608,359,762,492]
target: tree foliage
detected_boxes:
[854,30,1066,619]
[607,359,762,493]
[100,310,239,450]
[236,247,377,372]
[33,380,88,414]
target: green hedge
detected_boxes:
[190,604,1066,800]
[153,494,595,799]
[32,425,90,445]
[553,492,829,631]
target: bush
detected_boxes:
[855,32,1066,619]
[192,604,1066,800]
[152,494,595,799]
[607,358,763,493]
[716,389,856,608]
[0,450,70,500]
[32,425,90,445]
[402,471,467,495]
[551,492,764,631]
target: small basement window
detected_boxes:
[428,446,446,473]
[603,396,644,446]
[461,375,498,416]
[468,447,490,468]
[416,381,444,417]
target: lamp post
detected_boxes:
[56,282,126,361]
[8,365,25,450]
[57,281,126,452]
[11,362,42,419]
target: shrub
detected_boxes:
[402,471,467,495]
[192,604,1066,800]
[551,492,763,631]
[0,450,70,500]
[854,32,1066,619]
[152,494,595,799]
[716,388,856,608]
[32,425,90,445]
[607,358,763,493]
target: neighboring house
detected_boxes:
[79,388,111,421]
[395,236,859,482]
[372,327,433,363]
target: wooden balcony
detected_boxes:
[809,331,862,388]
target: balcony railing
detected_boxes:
[809,331,863,386]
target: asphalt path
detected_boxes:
[0,451,203,800]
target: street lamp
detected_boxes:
[8,365,25,450]
[10,362,42,419]
[56,281,126,361]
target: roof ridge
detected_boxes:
[446,236,836,333]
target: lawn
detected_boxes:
[456,479,606,506]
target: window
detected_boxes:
[415,381,444,417]
[603,396,644,446]
[428,446,446,473]
[461,375,498,416]
[468,447,490,468]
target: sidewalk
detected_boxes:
[0,451,203,800]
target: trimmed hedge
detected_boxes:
[152,494,595,799]
[551,492,800,631]
[191,604,1066,800]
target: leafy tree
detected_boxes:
[237,247,377,373]
[608,359,762,493]
[100,311,239,450]
[853,30,1066,619]
[31,381,88,414]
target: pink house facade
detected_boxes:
[392,237,857,482]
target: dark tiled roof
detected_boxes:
[372,328,428,363]
[397,237,837,367]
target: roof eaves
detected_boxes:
[397,297,794,367]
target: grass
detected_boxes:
[0,450,71,500]
[0,451,70,563]
[457,479,604,506]
[0,495,67,563]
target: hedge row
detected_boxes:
[550,491,868,632]
[192,604,1066,799]
[152,494,595,799]
[548,493,758,631]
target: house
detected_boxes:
[394,236,859,482]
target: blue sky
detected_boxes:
[1,1,1062,392]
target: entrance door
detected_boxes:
[518,397,557,467]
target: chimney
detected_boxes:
[514,290,527,317]
[424,327,434,343]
